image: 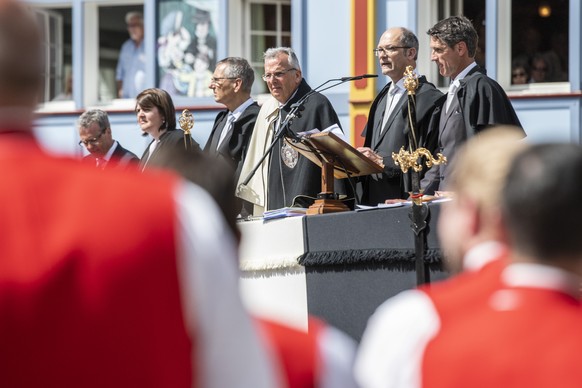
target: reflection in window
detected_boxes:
[512,0,568,84]
[247,1,291,94]
[100,5,144,101]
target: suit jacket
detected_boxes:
[203,102,260,185]
[421,65,525,194]
[83,142,139,170]
[139,129,201,171]
[360,76,443,204]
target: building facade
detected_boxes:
[30,0,581,158]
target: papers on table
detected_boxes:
[263,207,308,221]
[355,202,408,212]
[355,197,453,212]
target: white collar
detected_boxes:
[502,263,581,296]
[463,241,507,272]
[101,141,118,161]
[450,61,478,88]
[230,97,255,121]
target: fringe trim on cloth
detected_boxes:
[298,248,442,267]
[239,256,304,273]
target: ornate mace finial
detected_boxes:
[179,109,195,150]
[403,65,419,95]
[179,109,194,135]
[392,65,447,204]
[392,147,447,174]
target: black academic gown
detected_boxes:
[267,79,351,210]
[422,65,525,194]
[204,102,260,185]
[360,76,443,204]
[139,128,201,171]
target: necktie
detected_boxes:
[445,82,458,114]
[96,157,106,169]
[216,113,235,149]
[380,85,400,133]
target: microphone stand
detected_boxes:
[240,74,377,187]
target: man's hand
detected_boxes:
[357,147,385,168]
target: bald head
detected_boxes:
[0,1,44,108]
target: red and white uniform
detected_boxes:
[258,316,359,388]
[355,241,582,388]
[0,132,282,388]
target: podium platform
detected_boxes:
[237,203,448,341]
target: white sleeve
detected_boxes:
[174,181,284,388]
[318,324,359,388]
[354,290,440,388]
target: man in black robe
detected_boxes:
[205,57,259,216]
[237,47,349,214]
[421,15,525,194]
[358,27,443,204]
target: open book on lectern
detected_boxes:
[288,131,383,179]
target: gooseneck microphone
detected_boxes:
[340,74,379,81]
[239,74,378,187]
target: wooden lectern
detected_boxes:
[289,132,383,215]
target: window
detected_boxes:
[99,5,144,102]
[246,0,291,95]
[511,0,568,85]
[36,7,72,103]
[419,0,569,91]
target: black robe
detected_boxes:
[422,65,526,194]
[267,79,351,210]
[139,128,201,171]
[204,102,260,185]
[359,76,443,204]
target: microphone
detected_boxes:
[340,74,378,81]
[240,73,378,187]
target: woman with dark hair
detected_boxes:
[136,87,200,170]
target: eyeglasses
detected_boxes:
[262,68,297,81]
[210,77,238,85]
[373,46,411,57]
[79,129,106,147]
[512,72,526,77]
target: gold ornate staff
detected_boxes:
[391,65,447,204]
[178,109,195,150]
[391,65,447,286]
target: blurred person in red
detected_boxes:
[152,146,359,388]
[0,2,282,387]
[356,129,582,388]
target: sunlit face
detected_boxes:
[437,195,473,274]
[430,36,462,79]
[263,53,301,104]
[127,15,144,44]
[376,29,416,82]
[209,62,239,107]
[136,104,165,137]
[79,122,113,157]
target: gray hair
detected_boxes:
[427,15,478,58]
[78,109,110,131]
[264,47,302,71]
[397,27,419,60]
[125,11,143,24]
[217,57,255,93]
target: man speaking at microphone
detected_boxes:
[237,47,350,215]
[358,27,443,204]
